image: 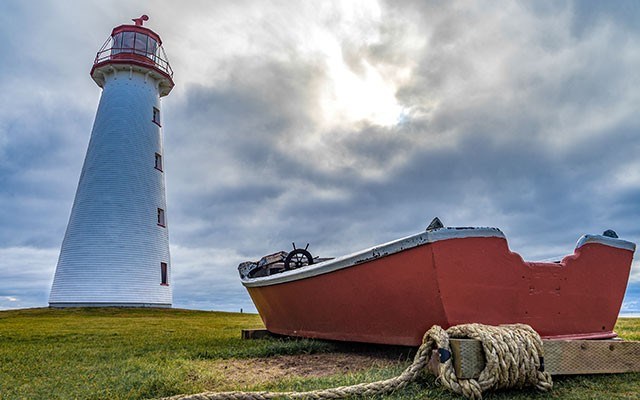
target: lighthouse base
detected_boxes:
[49,302,172,308]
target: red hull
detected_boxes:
[243,230,635,346]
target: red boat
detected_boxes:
[239,220,636,346]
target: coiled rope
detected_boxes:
[157,323,552,400]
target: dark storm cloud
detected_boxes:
[1,1,638,311]
[0,1,121,250]
[0,108,93,247]
[163,1,640,311]
[165,57,326,251]
[570,0,640,38]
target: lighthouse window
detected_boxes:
[155,153,163,171]
[112,33,123,53]
[111,32,156,59]
[152,107,161,126]
[134,33,148,55]
[161,262,169,285]
[122,31,135,51]
[157,208,166,227]
[147,36,158,58]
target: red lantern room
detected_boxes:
[90,15,174,97]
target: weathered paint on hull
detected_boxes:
[245,236,634,346]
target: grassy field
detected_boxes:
[0,308,639,399]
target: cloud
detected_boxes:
[170,244,255,312]
[162,0,640,312]
[629,260,640,283]
[0,1,638,312]
[0,247,58,310]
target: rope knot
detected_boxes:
[424,323,553,399]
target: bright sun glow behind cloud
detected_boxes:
[318,38,406,127]
[300,0,409,128]
[171,0,409,128]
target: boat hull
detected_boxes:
[244,231,635,346]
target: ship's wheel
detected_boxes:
[284,243,314,271]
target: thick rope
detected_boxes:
[433,324,553,399]
[156,323,552,400]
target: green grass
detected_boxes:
[0,308,638,399]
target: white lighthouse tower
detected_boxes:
[49,16,174,307]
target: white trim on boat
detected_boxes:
[241,227,505,288]
[576,234,636,252]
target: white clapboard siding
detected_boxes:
[50,68,172,307]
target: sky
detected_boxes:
[0,1,639,314]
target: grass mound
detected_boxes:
[0,308,638,399]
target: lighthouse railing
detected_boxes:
[93,37,173,78]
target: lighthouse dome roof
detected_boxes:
[90,15,174,96]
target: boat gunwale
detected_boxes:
[241,227,636,288]
[241,227,504,288]
[577,234,636,252]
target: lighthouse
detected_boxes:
[49,16,174,307]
